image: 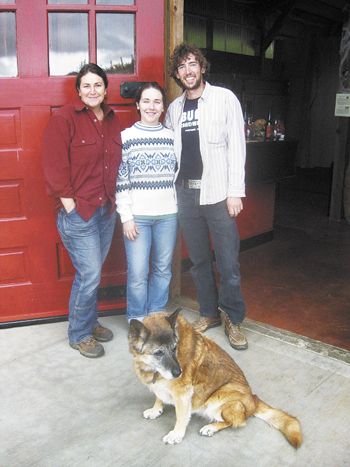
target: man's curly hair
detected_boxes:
[169,43,210,88]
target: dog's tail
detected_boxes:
[253,397,302,448]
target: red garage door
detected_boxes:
[0,0,165,323]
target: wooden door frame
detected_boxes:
[165,0,184,301]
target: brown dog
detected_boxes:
[128,309,302,447]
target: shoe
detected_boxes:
[192,316,221,333]
[70,337,105,358]
[220,310,248,350]
[93,325,113,342]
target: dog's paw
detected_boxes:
[199,424,217,437]
[143,407,163,419]
[162,430,184,445]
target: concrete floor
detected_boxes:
[1,308,350,467]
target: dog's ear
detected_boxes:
[166,307,181,330]
[128,320,150,352]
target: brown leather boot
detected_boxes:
[191,316,221,333]
[70,337,105,358]
[220,310,248,350]
[93,325,114,342]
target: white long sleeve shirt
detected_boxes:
[164,82,246,204]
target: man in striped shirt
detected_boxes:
[165,43,248,350]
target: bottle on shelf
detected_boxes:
[244,114,252,141]
[273,119,278,140]
[273,119,285,141]
[243,101,253,141]
[278,120,285,140]
[265,109,273,141]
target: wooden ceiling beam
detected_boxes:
[261,0,296,52]
[294,0,345,24]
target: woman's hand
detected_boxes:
[60,197,76,213]
[123,220,139,241]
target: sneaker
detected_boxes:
[220,310,248,350]
[192,316,222,333]
[93,325,113,342]
[70,337,105,358]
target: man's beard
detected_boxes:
[180,74,203,91]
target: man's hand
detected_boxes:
[227,197,243,217]
[123,220,139,241]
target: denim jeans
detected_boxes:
[56,205,116,344]
[123,215,177,320]
[177,185,245,324]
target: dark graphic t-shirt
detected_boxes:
[179,98,203,180]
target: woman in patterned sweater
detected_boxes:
[116,82,177,321]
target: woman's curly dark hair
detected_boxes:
[169,43,210,88]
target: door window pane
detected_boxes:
[242,28,256,56]
[265,41,274,60]
[0,1,15,4]
[184,15,206,48]
[213,20,226,52]
[226,23,241,55]
[48,0,87,4]
[97,13,134,74]
[0,12,17,77]
[96,0,134,4]
[213,20,258,57]
[49,13,88,76]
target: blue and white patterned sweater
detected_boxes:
[116,122,177,223]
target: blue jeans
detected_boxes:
[177,185,246,324]
[123,215,177,320]
[56,205,116,344]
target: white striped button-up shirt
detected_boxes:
[164,81,246,204]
